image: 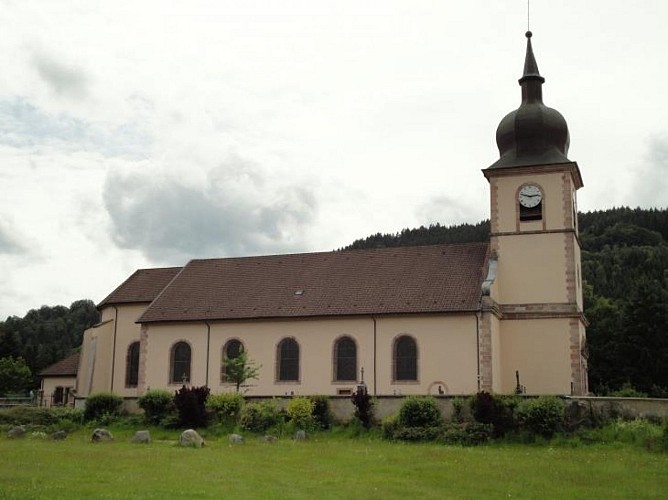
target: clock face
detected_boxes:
[518,184,543,208]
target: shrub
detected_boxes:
[439,422,493,446]
[470,392,517,437]
[287,397,315,431]
[451,397,469,422]
[398,396,443,428]
[0,406,83,428]
[609,383,648,398]
[206,392,245,426]
[138,390,174,425]
[351,386,374,429]
[84,392,123,422]
[239,401,282,433]
[662,418,668,452]
[516,396,565,438]
[392,426,441,442]
[381,414,400,440]
[309,395,333,429]
[173,385,210,428]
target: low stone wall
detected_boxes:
[77,394,668,423]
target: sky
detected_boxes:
[1,0,667,319]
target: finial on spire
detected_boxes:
[520,30,544,83]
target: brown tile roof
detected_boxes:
[98,267,181,307]
[39,352,80,377]
[138,243,489,323]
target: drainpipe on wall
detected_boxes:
[372,316,377,396]
[475,308,481,393]
[110,305,119,393]
[204,321,211,387]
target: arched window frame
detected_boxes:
[170,341,192,385]
[332,335,357,382]
[393,334,418,383]
[221,338,245,384]
[125,341,140,388]
[276,337,300,383]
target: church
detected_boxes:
[74,32,588,402]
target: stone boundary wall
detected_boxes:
[94,395,668,423]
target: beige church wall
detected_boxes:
[106,303,149,396]
[139,314,479,397]
[374,315,478,396]
[492,171,575,234]
[77,320,114,396]
[205,317,375,396]
[142,322,209,390]
[494,232,569,305]
[499,318,572,395]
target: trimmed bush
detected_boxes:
[239,401,282,433]
[173,385,210,428]
[206,392,245,426]
[470,392,518,437]
[381,414,400,440]
[309,395,333,429]
[516,396,565,438]
[138,390,174,425]
[392,426,441,442]
[0,406,83,429]
[84,393,123,422]
[287,397,315,431]
[439,422,493,446]
[398,396,442,428]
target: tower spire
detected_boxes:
[486,31,570,169]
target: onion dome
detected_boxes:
[488,32,571,169]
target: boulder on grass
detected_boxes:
[91,428,114,442]
[262,435,278,443]
[51,430,68,440]
[228,433,244,444]
[180,429,205,448]
[293,430,306,441]
[131,430,151,444]
[7,426,26,439]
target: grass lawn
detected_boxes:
[1,428,666,499]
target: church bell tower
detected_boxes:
[482,32,588,395]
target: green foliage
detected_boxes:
[470,392,517,437]
[451,396,469,422]
[609,383,648,398]
[137,389,174,425]
[439,422,493,446]
[391,425,441,442]
[287,397,315,431]
[398,396,443,428]
[351,386,374,429]
[84,392,123,422]
[239,400,282,433]
[381,414,400,440]
[0,356,33,396]
[516,396,565,438]
[309,395,333,429]
[0,406,83,428]
[173,385,210,428]
[662,418,668,452]
[206,392,245,425]
[0,300,99,382]
[224,350,261,393]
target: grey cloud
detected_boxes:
[0,222,26,255]
[0,98,150,158]
[103,160,317,263]
[631,134,668,208]
[32,51,89,98]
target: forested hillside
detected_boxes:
[0,300,99,390]
[345,207,668,397]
